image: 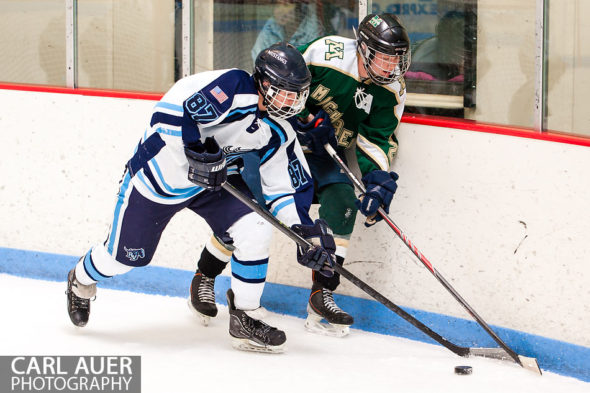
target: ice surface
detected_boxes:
[1,274,588,393]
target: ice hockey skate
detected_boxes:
[66,268,96,327]
[305,282,353,337]
[188,270,217,326]
[226,289,286,353]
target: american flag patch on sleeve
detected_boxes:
[210,86,228,104]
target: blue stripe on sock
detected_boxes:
[82,251,111,281]
[230,256,268,281]
[231,272,266,284]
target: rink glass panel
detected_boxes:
[203,0,359,72]
[76,0,175,92]
[0,0,65,86]
[0,0,589,137]
[463,0,537,129]
[545,1,590,136]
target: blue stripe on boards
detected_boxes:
[0,246,589,383]
[0,247,195,298]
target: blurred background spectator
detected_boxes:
[406,10,467,82]
[251,1,325,63]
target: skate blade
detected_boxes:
[186,297,211,326]
[231,337,286,354]
[304,314,350,338]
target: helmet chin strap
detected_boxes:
[256,80,272,111]
[356,48,371,83]
[358,57,378,85]
[257,94,268,114]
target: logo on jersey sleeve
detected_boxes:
[210,86,228,104]
[324,39,344,61]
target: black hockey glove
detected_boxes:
[185,136,227,192]
[355,170,399,227]
[297,110,338,156]
[291,219,336,277]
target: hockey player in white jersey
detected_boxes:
[66,42,336,353]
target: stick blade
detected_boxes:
[518,355,543,375]
[468,348,542,375]
[469,347,513,360]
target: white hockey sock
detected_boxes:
[75,246,133,286]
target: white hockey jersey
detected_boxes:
[126,68,310,227]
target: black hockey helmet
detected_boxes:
[253,42,311,120]
[356,13,411,85]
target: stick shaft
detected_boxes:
[221,182,309,247]
[221,182,471,356]
[323,144,523,366]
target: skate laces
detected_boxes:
[322,289,345,314]
[67,283,90,310]
[241,314,274,342]
[72,295,90,309]
[197,275,215,304]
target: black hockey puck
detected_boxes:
[454,365,473,375]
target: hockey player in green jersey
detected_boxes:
[296,13,411,337]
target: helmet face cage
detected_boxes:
[253,42,311,120]
[360,42,411,85]
[262,83,309,120]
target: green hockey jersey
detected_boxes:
[298,36,406,175]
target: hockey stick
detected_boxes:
[323,144,541,374]
[221,181,523,364]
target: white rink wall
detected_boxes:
[1,89,589,348]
